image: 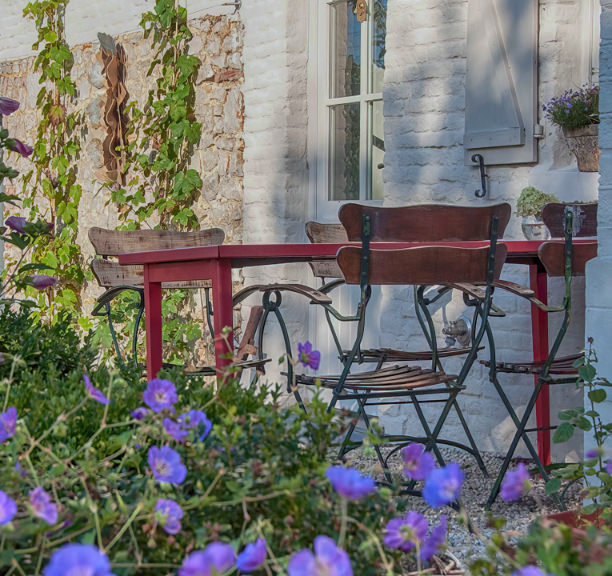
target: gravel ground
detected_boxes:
[342,446,582,574]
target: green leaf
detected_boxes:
[545,478,561,494]
[553,422,574,444]
[579,363,597,382]
[575,416,592,432]
[588,388,607,403]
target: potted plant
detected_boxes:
[543,84,600,171]
[516,186,559,240]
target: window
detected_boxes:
[314,0,387,217]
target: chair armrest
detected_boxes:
[232,283,333,306]
[92,285,144,316]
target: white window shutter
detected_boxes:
[464,0,538,165]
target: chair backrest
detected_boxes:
[305,222,348,279]
[538,241,597,277]
[338,203,512,242]
[89,227,225,288]
[541,202,597,238]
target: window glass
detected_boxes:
[331,0,361,98]
[330,103,361,201]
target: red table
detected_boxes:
[120,239,585,466]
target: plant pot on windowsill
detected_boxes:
[562,124,600,172]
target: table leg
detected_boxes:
[144,265,163,380]
[529,263,551,466]
[211,259,234,371]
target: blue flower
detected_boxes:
[0,407,17,443]
[0,490,17,525]
[500,463,532,502]
[43,544,114,576]
[297,341,321,370]
[237,538,267,572]
[143,379,177,412]
[179,409,212,441]
[511,567,553,576]
[401,443,435,481]
[155,498,183,535]
[288,536,352,576]
[606,459,612,474]
[30,487,58,525]
[148,446,187,485]
[325,466,376,500]
[84,375,110,405]
[420,515,447,561]
[179,542,236,576]
[163,418,189,442]
[384,511,428,552]
[422,462,464,508]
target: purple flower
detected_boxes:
[288,536,352,576]
[83,374,110,405]
[401,443,435,481]
[297,341,321,370]
[384,511,428,552]
[500,463,532,502]
[423,462,464,508]
[0,490,17,525]
[148,445,187,485]
[0,97,20,116]
[178,409,212,441]
[420,516,447,561]
[43,544,113,576]
[164,418,189,442]
[130,407,150,420]
[29,274,57,290]
[511,567,552,576]
[30,487,58,525]
[143,379,177,412]
[325,466,377,500]
[237,538,267,572]
[155,498,183,535]
[606,459,612,474]
[179,542,236,576]
[5,216,27,234]
[8,138,33,158]
[0,407,17,443]
[586,449,600,459]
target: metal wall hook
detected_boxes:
[471,154,488,198]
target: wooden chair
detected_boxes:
[294,205,508,483]
[542,202,597,238]
[482,209,597,508]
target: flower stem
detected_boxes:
[338,497,348,548]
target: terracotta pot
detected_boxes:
[562,124,600,172]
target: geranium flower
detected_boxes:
[178,409,212,441]
[148,445,187,485]
[7,138,33,158]
[43,544,113,576]
[5,216,27,234]
[0,490,17,525]
[83,375,110,405]
[297,341,321,370]
[384,511,428,552]
[325,466,376,500]
[179,542,236,576]
[143,379,177,412]
[500,463,532,502]
[422,462,464,508]
[0,407,17,443]
[0,97,20,116]
[511,567,553,576]
[30,487,58,525]
[288,536,352,576]
[237,538,267,572]
[606,459,612,474]
[163,418,189,442]
[401,443,435,481]
[130,407,150,420]
[155,498,183,535]
[29,274,57,290]
[420,515,447,561]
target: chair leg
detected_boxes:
[411,392,448,468]
[131,291,145,366]
[106,303,125,367]
[451,396,489,477]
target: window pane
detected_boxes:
[370,0,387,94]
[329,103,360,201]
[370,99,384,200]
[331,0,361,98]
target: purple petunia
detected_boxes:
[288,536,352,576]
[130,407,150,420]
[148,445,187,485]
[7,138,33,158]
[30,487,58,525]
[83,374,110,405]
[420,515,447,561]
[325,466,377,500]
[0,407,17,443]
[5,216,27,234]
[237,538,267,572]
[401,443,435,481]
[179,542,236,576]
[163,418,189,442]
[143,379,177,412]
[29,274,57,290]
[423,462,464,508]
[511,566,553,576]
[43,544,114,576]
[297,341,321,370]
[384,511,428,552]
[0,490,17,525]
[0,97,20,116]
[178,409,212,441]
[155,498,183,535]
[500,463,532,502]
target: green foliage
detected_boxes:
[543,85,600,130]
[516,187,560,218]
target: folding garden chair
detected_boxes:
[293,206,508,482]
[483,208,597,507]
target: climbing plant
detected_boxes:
[22,0,87,323]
